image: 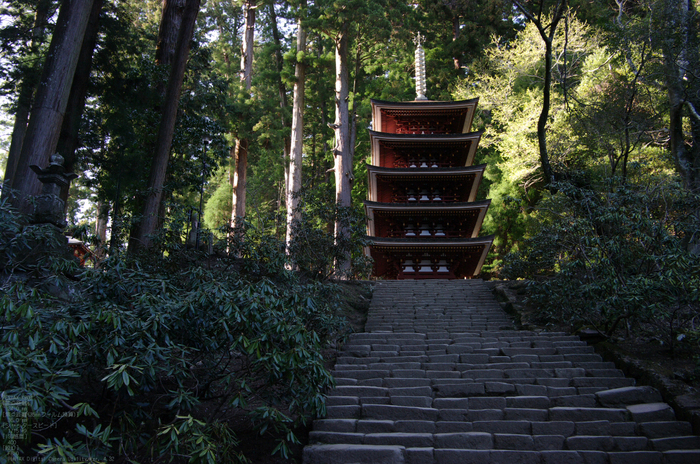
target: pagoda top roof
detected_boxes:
[371,98,479,108]
[371,98,479,134]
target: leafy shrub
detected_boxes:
[221,216,288,278]
[286,185,372,280]
[501,178,700,352]
[0,203,351,463]
[0,198,79,280]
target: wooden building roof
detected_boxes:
[366,235,494,279]
[364,200,491,239]
[366,164,486,203]
[368,131,482,168]
[371,98,479,134]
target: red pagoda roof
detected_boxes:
[371,98,479,134]
[368,130,482,168]
[366,164,486,203]
[366,235,494,279]
[364,200,490,239]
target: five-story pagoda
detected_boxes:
[364,34,493,279]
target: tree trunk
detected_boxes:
[333,24,352,276]
[231,138,248,222]
[537,37,556,186]
[152,0,188,232]
[230,0,256,224]
[57,0,104,206]
[453,15,461,70]
[131,0,200,251]
[240,1,255,89]
[2,0,52,199]
[512,0,566,190]
[156,0,188,66]
[10,0,96,216]
[109,179,122,257]
[286,4,306,253]
[269,3,291,205]
[660,0,700,191]
[95,200,108,261]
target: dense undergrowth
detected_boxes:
[0,200,366,463]
[501,177,700,358]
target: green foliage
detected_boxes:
[501,178,700,353]
[0,203,350,463]
[224,215,289,277]
[455,9,671,271]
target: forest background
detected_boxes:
[0,0,699,272]
[1,0,700,462]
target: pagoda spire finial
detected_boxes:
[414,32,428,101]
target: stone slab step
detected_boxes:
[303,444,405,464]
[638,422,694,438]
[305,280,700,463]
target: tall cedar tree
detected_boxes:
[333,22,352,274]
[658,0,700,192]
[231,0,256,224]
[8,0,95,216]
[286,0,307,253]
[56,0,104,206]
[131,0,201,251]
[308,0,400,274]
[268,2,291,203]
[2,0,53,200]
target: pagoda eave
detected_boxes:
[369,131,483,168]
[367,163,487,175]
[366,236,494,279]
[367,163,486,203]
[364,199,491,211]
[365,200,490,239]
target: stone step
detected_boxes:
[304,280,700,463]
[627,403,677,422]
[303,444,405,464]
[650,436,700,451]
[638,422,694,438]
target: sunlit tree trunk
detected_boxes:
[286,3,306,254]
[333,24,352,276]
[10,0,95,216]
[231,0,256,224]
[95,200,108,261]
[512,0,566,189]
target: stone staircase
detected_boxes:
[303,280,700,464]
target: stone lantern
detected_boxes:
[29,153,77,229]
